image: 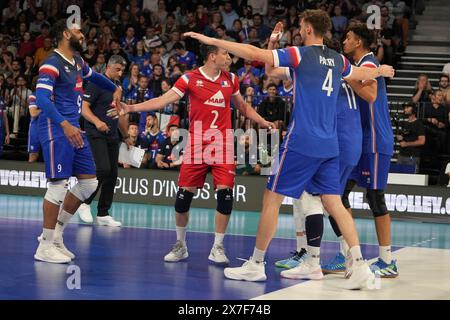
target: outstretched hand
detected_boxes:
[379,65,395,78]
[183,32,215,45]
[269,22,284,44]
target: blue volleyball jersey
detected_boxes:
[337,80,362,166]
[272,45,353,158]
[356,52,394,156]
[277,84,293,97]
[36,50,93,140]
[28,93,38,123]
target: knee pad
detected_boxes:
[341,179,356,209]
[70,178,98,202]
[292,198,306,232]
[175,188,194,213]
[216,188,233,215]
[366,189,388,217]
[44,179,68,205]
[300,192,324,217]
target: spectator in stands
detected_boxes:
[235,134,261,176]
[33,23,50,49]
[23,55,37,86]
[378,16,394,65]
[424,90,447,155]
[131,41,150,71]
[248,0,268,16]
[438,74,450,106]
[222,1,240,31]
[10,60,22,81]
[380,5,395,29]
[252,13,271,42]
[0,94,10,158]
[237,60,261,89]
[412,74,433,103]
[106,39,130,67]
[121,123,148,169]
[33,37,53,67]
[130,75,153,125]
[93,53,106,74]
[17,32,35,59]
[161,13,178,41]
[243,27,261,46]
[8,75,31,138]
[216,25,236,42]
[156,124,183,170]
[445,162,450,187]
[2,0,22,26]
[120,26,138,56]
[0,74,10,105]
[82,40,98,67]
[140,113,166,168]
[174,42,197,70]
[257,83,286,130]
[148,64,164,98]
[264,5,278,29]
[396,103,426,173]
[443,62,450,76]
[166,30,185,55]
[332,5,348,39]
[143,27,163,52]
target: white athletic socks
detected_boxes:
[379,246,392,263]
[251,248,266,263]
[338,236,349,256]
[214,232,225,246]
[42,228,54,244]
[349,246,364,266]
[176,226,187,244]
[54,209,73,241]
[306,246,320,267]
[297,234,307,252]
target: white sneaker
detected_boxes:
[281,261,324,280]
[37,234,75,260]
[164,240,189,262]
[343,262,377,290]
[78,204,93,223]
[96,215,122,227]
[224,258,267,282]
[208,243,230,265]
[34,242,71,264]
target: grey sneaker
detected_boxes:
[164,240,189,262]
[208,244,230,265]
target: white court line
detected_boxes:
[252,246,450,300]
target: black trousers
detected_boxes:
[85,136,119,216]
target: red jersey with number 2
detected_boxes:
[171,67,240,163]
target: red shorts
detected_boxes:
[178,163,236,189]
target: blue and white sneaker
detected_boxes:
[370,258,399,278]
[275,249,307,269]
[321,252,346,274]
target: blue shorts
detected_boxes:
[338,161,356,195]
[267,148,340,198]
[41,134,96,179]
[28,120,40,153]
[353,153,390,190]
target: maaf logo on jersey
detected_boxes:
[74,75,83,92]
[204,91,225,108]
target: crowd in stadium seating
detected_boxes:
[2,0,448,185]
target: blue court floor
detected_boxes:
[1,194,450,300]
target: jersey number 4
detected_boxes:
[322,69,334,97]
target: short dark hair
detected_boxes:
[404,102,417,115]
[440,74,450,81]
[128,122,138,128]
[299,9,332,37]
[346,22,375,50]
[200,44,219,62]
[267,83,277,90]
[51,20,68,44]
[216,25,226,31]
[173,42,184,51]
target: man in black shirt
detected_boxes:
[257,83,286,130]
[424,90,447,154]
[156,124,183,170]
[396,103,426,173]
[80,55,128,227]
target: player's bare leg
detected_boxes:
[164,187,195,262]
[224,189,284,281]
[209,185,233,265]
[28,153,39,163]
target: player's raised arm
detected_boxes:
[184,32,275,66]
[265,22,292,81]
[121,89,181,114]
